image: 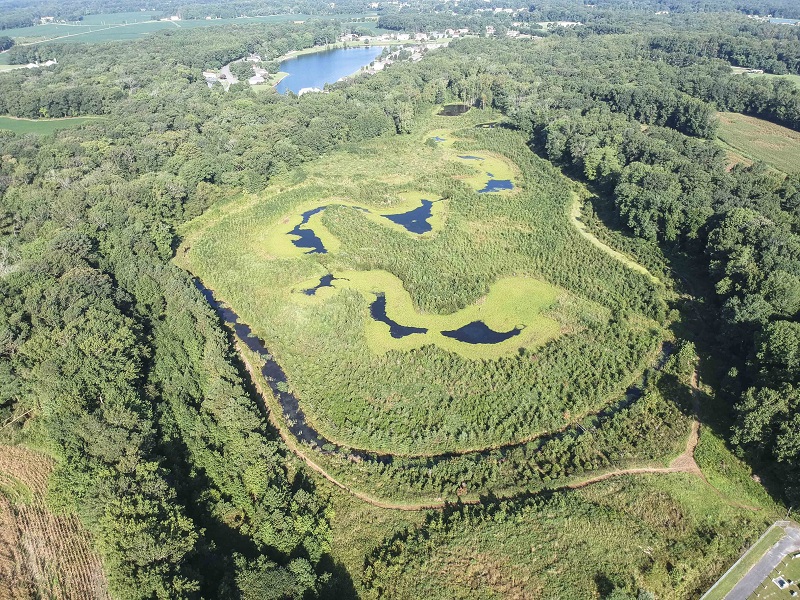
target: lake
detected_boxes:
[276,46,385,94]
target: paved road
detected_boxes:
[725,522,800,600]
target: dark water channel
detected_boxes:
[197,280,673,467]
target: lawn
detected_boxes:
[753,555,800,600]
[178,108,665,456]
[0,116,104,134]
[717,112,800,174]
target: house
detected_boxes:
[485,25,495,35]
[414,32,428,41]
[396,33,410,41]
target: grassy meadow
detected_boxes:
[178,108,666,456]
[359,474,775,600]
[0,116,104,134]
[717,112,800,173]
[731,66,800,90]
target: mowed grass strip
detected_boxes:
[717,112,800,174]
[754,554,800,600]
[0,116,104,134]
[702,524,786,600]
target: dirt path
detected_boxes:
[238,342,728,512]
[0,445,109,600]
[569,193,661,283]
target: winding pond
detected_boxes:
[479,178,514,193]
[289,200,437,249]
[370,293,428,338]
[302,274,340,295]
[197,279,672,466]
[276,46,385,94]
[442,321,523,344]
[290,206,328,253]
[383,199,436,234]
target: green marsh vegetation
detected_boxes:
[179,109,667,456]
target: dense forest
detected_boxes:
[0,0,799,597]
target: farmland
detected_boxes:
[716,112,800,173]
[0,445,109,600]
[731,66,800,90]
[1,13,376,45]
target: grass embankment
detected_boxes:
[178,108,665,456]
[717,112,800,174]
[0,445,109,600]
[358,475,773,600]
[0,116,104,134]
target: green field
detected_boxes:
[3,13,380,46]
[178,108,666,457]
[717,112,800,173]
[731,66,800,90]
[3,14,324,45]
[0,116,103,134]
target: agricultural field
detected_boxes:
[0,116,103,134]
[731,66,800,90]
[0,445,109,600]
[2,13,375,45]
[716,112,800,173]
